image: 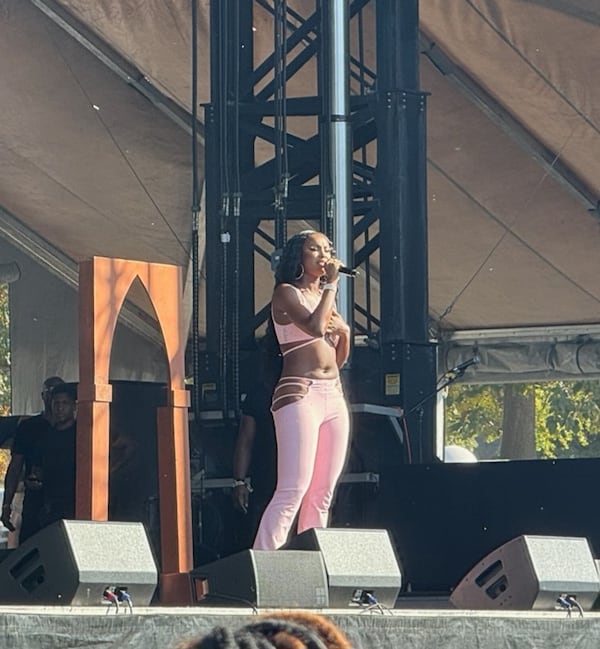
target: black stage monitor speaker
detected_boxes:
[286,528,402,608]
[0,519,158,606]
[192,549,329,608]
[450,535,600,611]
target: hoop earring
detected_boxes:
[295,264,305,280]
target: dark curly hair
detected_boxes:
[258,313,283,386]
[274,230,333,286]
[177,618,330,649]
[261,612,353,649]
[50,382,77,402]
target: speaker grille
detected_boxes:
[193,550,329,608]
[287,528,402,607]
[450,535,600,611]
[0,520,157,606]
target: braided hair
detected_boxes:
[178,618,330,649]
[261,612,353,649]
[258,314,283,386]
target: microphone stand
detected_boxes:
[400,367,469,463]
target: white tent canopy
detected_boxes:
[2,0,600,408]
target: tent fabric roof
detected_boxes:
[422,0,600,333]
[2,0,600,344]
[1,0,194,270]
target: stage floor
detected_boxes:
[2,604,600,649]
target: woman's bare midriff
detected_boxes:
[272,340,339,411]
[279,338,339,380]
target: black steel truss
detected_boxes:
[203,0,437,462]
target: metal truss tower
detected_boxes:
[203,0,437,463]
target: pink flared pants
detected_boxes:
[253,376,350,550]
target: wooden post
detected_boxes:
[78,257,193,604]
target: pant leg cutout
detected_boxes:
[271,377,311,412]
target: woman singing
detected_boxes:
[253,230,351,550]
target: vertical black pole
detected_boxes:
[203,0,224,412]
[204,0,256,410]
[376,0,437,462]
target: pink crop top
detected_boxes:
[273,287,323,357]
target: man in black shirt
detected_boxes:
[38,383,77,529]
[231,326,281,548]
[1,376,64,543]
[232,380,278,538]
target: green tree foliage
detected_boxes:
[536,380,600,458]
[0,283,9,415]
[445,380,600,460]
[0,283,10,478]
[444,383,503,455]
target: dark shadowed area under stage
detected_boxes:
[1,606,600,649]
[340,458,600,594]
[195,451,600,597]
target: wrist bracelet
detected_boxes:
[323,283,337,292]
[232,478,254,493]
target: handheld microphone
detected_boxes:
[339,266,359,277]
[448,355,480,374]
